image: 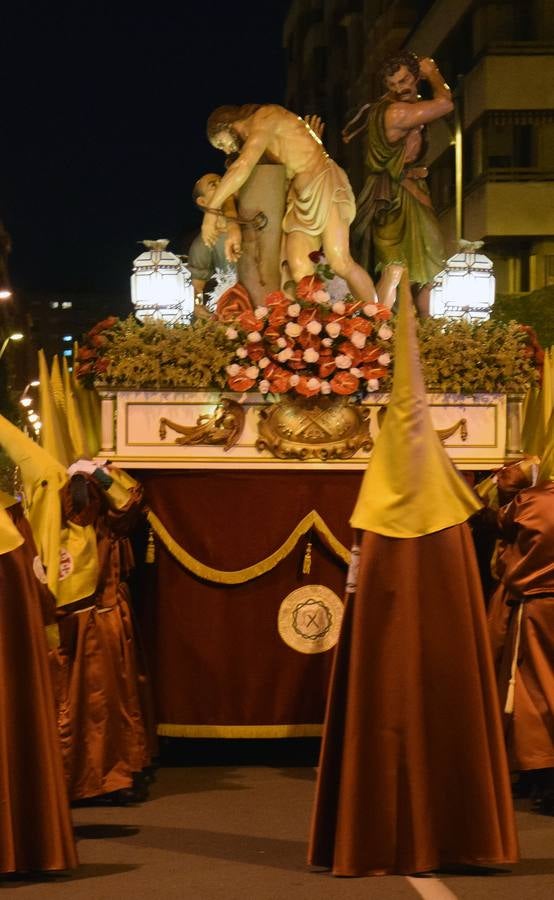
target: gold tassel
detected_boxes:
[145,527,156,564]
[505,602,524,714]
[302,539,312,575]
[45,623,61,650]
[146,508,350,584]
[345,543,361,595]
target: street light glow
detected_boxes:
[0,290,12,300]
[0,332,24,359]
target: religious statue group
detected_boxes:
[191,53,451,317]
[1,51,553,882]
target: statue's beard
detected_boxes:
[226,127,243,153]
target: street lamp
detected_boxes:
[19,379,39,408]
[0,290,12,300]
[0,332,23,359]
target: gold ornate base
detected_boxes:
[256,396,372,461]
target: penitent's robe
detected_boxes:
[0,501,77,874]
[488,481,554,771]
[51,477,156,801]
[309,523,518,876]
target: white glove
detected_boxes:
[67,458,98,477]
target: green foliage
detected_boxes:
[492,286,554,348]
[78,313,540,395]
[80,316,235,389]
[415,317,540,395]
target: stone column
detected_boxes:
[237,164,286,307]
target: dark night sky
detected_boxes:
[2,0,290,297]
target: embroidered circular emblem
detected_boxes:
[58,547,74,581]
[33,555,47,584]
[278,585,343,654]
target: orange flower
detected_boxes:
[360,366,389,380]
[338,341,361,365]
[297,308,318,327]
[352,318,373,335]
[375,304,393,320]
[319,359,336,379]
[269,371,290,393]
[77,347,96,361]
[330,372,359,395]
[238,310,263,332]
[215,284,253,321]
[295,375,321,397]
[265,290,289,308]
[247,345,265,362]
[339,318,354,337]
[269,309,288,327]
[345,301,363,316]
[288,349,305,370]
[296,275,324,301]
[90,333,108,348]
[89,316,118,335]
[228,372,256,392]
[263,361,280,379]
[263,326,281,342]
[358,346,382,363]
[298,332,321,351]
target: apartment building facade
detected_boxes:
[283,0,554,294]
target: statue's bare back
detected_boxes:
[244,105,328,186]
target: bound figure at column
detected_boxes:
[201,103,378,304]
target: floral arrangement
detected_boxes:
[75,274,541,396]
[75,315,234,390]
[416,317,541,395]
[223,258,393,398]
[493,285,554,349]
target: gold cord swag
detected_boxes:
[146,509,351,584]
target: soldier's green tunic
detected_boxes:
[352,97,445,286]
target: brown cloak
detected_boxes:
[0,503,77,873]
[308,524,519,875]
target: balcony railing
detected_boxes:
[470,168,554,186]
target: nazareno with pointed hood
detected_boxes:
[308,276,519,876]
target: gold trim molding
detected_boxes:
[256,396,372,461]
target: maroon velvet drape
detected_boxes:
[135,470,362,732]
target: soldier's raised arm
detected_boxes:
[386,58,453,138]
